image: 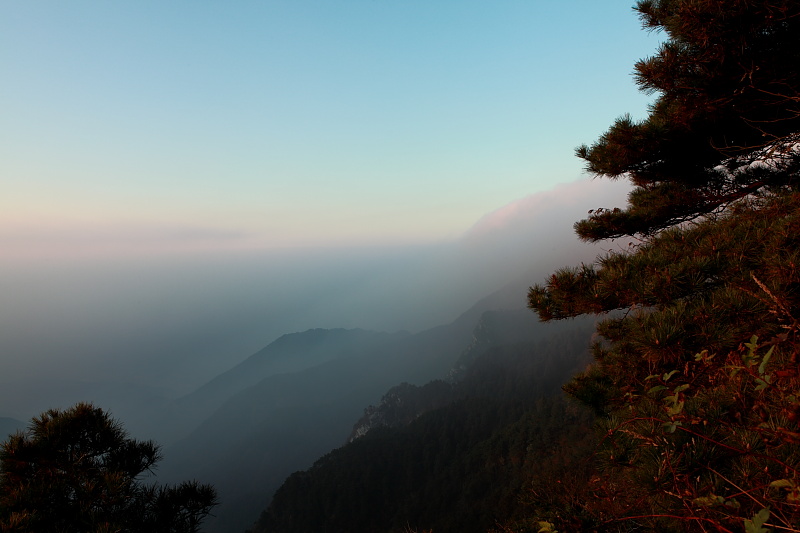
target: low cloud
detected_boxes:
[0,221,257,259]
[464,177,632,240]
[0,177,633,408]
[449,177,633,288]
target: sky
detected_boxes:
[0,2,661,410]
[1,1,659,257]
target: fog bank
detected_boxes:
[0,177,630,419]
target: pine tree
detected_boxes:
[574,0,800,241]
[527,1,800,530]
[0,403,218,533]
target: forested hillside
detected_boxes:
[249,318,597,533]
[158,282,567,533]
[253,1,800,532]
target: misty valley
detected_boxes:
[0,165,630,533]
[5,1,800,531]
[0,267,600,533]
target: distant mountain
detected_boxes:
[152,328,408,445]
[159,318,479,533]
[249,315,597,533]
[184,328,408,404]
[156,276,557,533]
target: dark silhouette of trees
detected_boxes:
[573,0,800,242]
[0,402,217,532]
[527,1,800,531]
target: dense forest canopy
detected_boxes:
[529,0,800,531]
[249,320,597,533]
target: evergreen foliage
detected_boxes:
[0,402,218,533]
[529,196,800,530]
[574,0,800,241]
[527,1,800,531]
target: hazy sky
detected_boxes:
[2,1,658,257]
[1,2,663,415]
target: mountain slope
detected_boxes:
[158,279,564,533]
[249,318,596,533]
[159,313,481,532]
[152,328,407,445]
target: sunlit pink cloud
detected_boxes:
[464,177,632,241]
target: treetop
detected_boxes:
[576,0,800,241]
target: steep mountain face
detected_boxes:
[348,309,590,441]
[347,380,453,442]
[249,317,597,533]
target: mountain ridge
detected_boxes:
[156,275,553,533]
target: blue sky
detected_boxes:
[2,1,659,257]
